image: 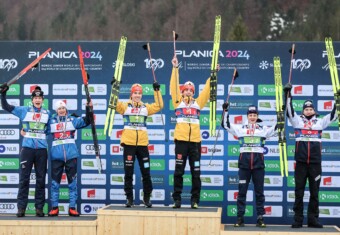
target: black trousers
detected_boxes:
[17,147,48,210]
[293,162,322,223]
[172,140,201,203]
[237,168,265,217]
[123,145,152,199]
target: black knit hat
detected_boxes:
[303,100,314,110]
[31,86,44,99]
[247,105,259,115]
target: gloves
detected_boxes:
[222,102,229,111]
[153,82,160,91]
[283,83,292,93]
[0,84,9,94]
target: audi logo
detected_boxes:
[0,204,15,209]
[85,145,102,150]
[0,130,15,135]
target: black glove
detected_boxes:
[0,84,9,94]
[222,102,229,111]
[153,82,160,91]
[70,112,80,118]
[283,83,292,93]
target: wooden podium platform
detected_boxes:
[1,206,340,235]
[97,205,222,235]
[0,215,97,235]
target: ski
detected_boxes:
[104,36,127,136]
[209,15,221,137]
[143,42,167,140]
[78,45,102,174]
[0,48,51,92]
[209,68,238,166]
[325,37,340,128]
[274,57,288,177]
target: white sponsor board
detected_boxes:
[169,160,224,172]
[0,143,20,155]
[82,99,107,111]
[81,203,106,215]
[291,85,313,96]
[82,84,107,95]
[81,144,106,155]
[110,174,135,186]
[264,191,283,202]
[52,99,78,110]
[0,114,20,125]
[264,175,283,187]
[81,189,106,200]
[227,190,253,202]
[201,175,224,186]
[110,189,134,200]
[0,188,18,199]
[0,173,19,184]
[228,84,254,96]
[140,189,165,201]
[258,100,276,111]
[169,144,224,156]
[263,206,283,217]
[317,85,333,96]
[0,203,17,213]
[287,191,310,202]
[0,129,20,140]
[53,84,78,95]
[0,99,19,110]
[81,174,106,185]
[199,84,224,96]
[317,100,334,111]
[24,84,49,95]
[81,159,107,171]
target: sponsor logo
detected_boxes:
[81,159,106,170]
[144,58,164,71]
[264,176,283,187]
[81,144,106,155]
[0,59,18,71]
[52,84,78,95]
[82,84,107,96]
[229,85,254,96]
[258,85,276,96]
[24,84,49,95]
[227,205,253,216]
[81,204,105,214]
[110,189,132,200]
[111,160,124,169]
[81,174,106,185]
[81,189,106,200]
[264,160,280,172]
[0,129,19,140]
[24,99,49,108]
[292,59,311,71]
[200,190,223,201]
[150,159,165,171]
[319,191,340,202]
[0,143,19,155]
[82,129,105,140]
[317,85,333,96]
[0,114,20,125]
[0,158,19,169]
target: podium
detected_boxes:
[97,205,222,235]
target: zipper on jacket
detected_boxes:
[250,152,254,170]
[135,130,138,146]
[63,145,66,162]
[307,142,310,164]
[188,123,192,142]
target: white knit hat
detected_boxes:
[54,100,67,111]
